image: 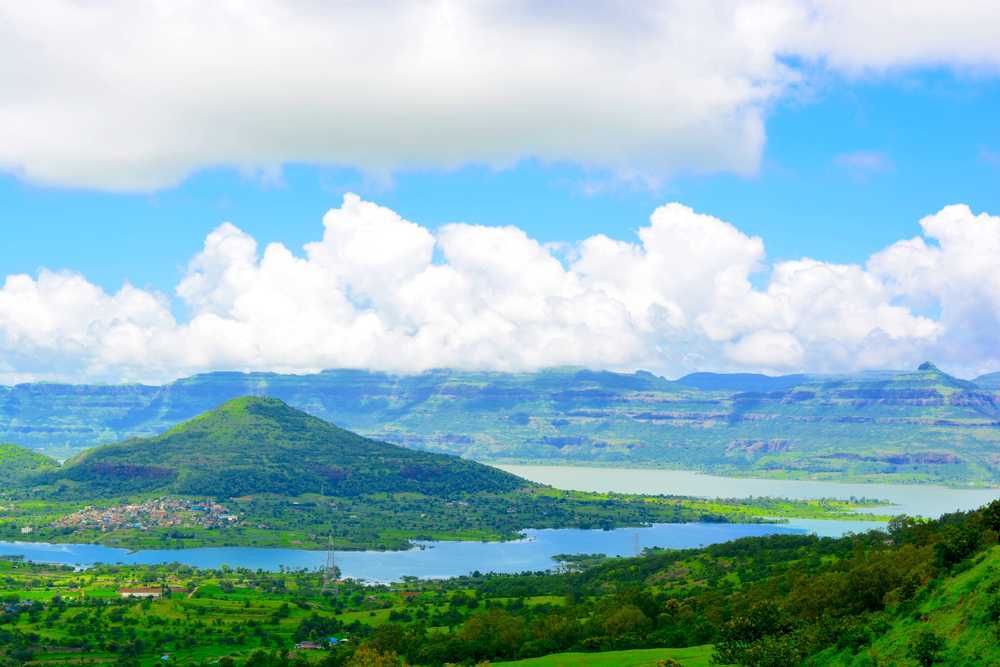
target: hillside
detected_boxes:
[9,397,837,551]
[45,397,529,498]
[3,364,999,484]
[813,546,1000,666]
[0,443,57,485]
[974,371,1000,389]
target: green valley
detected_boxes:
[0,398,881,552]
[0,499,996,666]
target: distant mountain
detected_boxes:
[3,364,998,485]
[44,397,529,498]
[974,371,1000,389]
[675,372,808,392]
[0,443,58,485]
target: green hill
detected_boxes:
[3,363,999,484]
[46,396,529,498]
[0,443,58,485]
[812,545,1000,666]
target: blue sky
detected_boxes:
[2,2,1000,383]
[4,71,999,296]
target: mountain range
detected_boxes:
[2,363,999,485]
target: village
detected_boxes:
[53,497,239,532]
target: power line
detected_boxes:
[322,533,339,597]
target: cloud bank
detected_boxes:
[1,196,998,384]
[2,1,1000,190]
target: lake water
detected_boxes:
[3,465,993,581]
[0,520,871,581]
[497,465,1000,518]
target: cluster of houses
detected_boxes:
[54,497,239,532]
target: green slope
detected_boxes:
[0,442,58,485]
[812,546,1000,666]
[45,396,529,498]
[3,363,999,484]
[496,645,716,666]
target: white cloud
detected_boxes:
[786,1,1000,73]
[5,195,1000,383]
[870,204,1000,374]
[725,331,805,368]
[2,2,1000,191]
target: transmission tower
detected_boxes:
[322,533,339,597]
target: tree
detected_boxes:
[907,628,945,666]
[933,524,981,570]
[345,646,401,667]
[713,601,789,666]
[457,608,527,661]
[603,604,652,637]
[982,499,1000,535]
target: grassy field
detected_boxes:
[495,645,718,666]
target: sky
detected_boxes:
[2,1,1000,384]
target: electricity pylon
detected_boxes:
[322,533,339,597]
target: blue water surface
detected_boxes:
[0,518,883,581]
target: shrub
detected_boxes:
[907,628,945,666]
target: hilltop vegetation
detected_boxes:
[1,500,996,666]
[43,397,528,499]
[2,364,998,485]
[0,444,57,486]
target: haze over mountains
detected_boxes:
[2,363,998,485]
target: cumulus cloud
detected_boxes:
[4,195,1000,384]
[2,2,1000,190]
[870,204,1000,373]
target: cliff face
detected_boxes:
[2,365,998,484]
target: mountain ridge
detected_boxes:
[3,364,998,485]
[44,396,529,499]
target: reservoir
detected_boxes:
[496,465,1000,518]
[0,519,871,581]
[3,466,995,580]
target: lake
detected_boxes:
[0,519,872,581]
[497,465,1000,518]
[3,465,994,581]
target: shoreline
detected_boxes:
[487,460,1000,491]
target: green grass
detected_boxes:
[810,546,1000,666]
[0,443,58,485]
[495,645,719,666]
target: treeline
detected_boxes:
[299,501,1000,666]
[1,501,997,666]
